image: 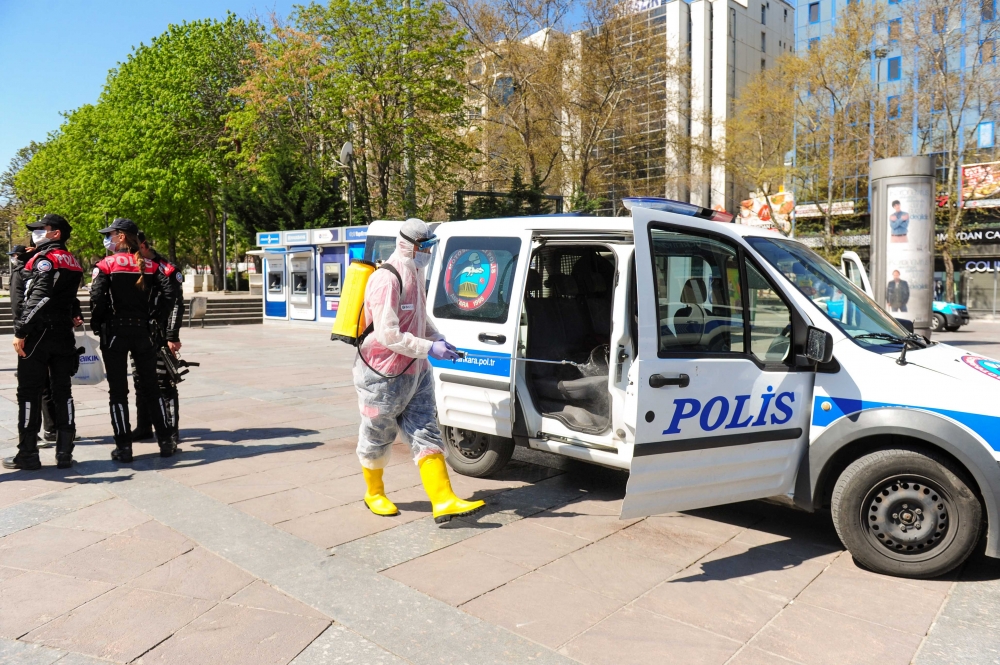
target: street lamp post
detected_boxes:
[867,47,889,220]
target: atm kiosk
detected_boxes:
[313,227,346,321]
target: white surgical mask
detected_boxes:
[31,230,47,245]
[413,252,431,269]
[102,235,115,251]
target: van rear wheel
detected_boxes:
[831,447,982,578]
[442,426,515,478]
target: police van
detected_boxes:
[416,198,1000,578]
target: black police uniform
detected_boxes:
[132,250,185,439]
[90,219,175,461]
[10,245,83,444]
[4,219,83,470]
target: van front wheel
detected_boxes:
[831,447,982,578]
[442,426,515,478]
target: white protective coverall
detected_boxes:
[353,219,446,469]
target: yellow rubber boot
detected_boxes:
[363,467,398,516]
[418,454,485,523]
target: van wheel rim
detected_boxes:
[445,428,489,460]
[861,474,956,562]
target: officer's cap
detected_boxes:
[28,214,72,237]
[98,217,139,236]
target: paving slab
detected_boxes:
[139,602,329,665]
[289,625,407,665]
[382,541,530,606]
[225,580,330,620]
[129,546,255,600]
[0,572,113,639]
[43,532,193,585]
[22,587,214,663]
[560,605,741,665]
[0,526,107,570]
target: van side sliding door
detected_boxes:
[622,211,813,519]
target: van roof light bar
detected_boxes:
[622,197,735,224]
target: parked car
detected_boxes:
[931,301,969,332]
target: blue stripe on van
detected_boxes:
[428,348,511,377]
[812,396,1000,451]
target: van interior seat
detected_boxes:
[523,247,615,434]
[672,277,707,348]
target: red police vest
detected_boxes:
[26,248,83,273]
[94,253,160,276]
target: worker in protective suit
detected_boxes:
[354,218,485,523]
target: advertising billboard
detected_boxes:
[961,161,1000,208]
[738,190,793,233]
[884,182,934,320]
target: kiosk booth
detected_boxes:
[251,226,369,324]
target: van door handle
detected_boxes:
[479,333,506,344]
[649,373,690,388]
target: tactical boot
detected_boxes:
[111,436,133,463]
[418,454,485,524]
[39,430,57,448]
[159,433,180,458]
[55,429,75,470]
[2,453,41,471]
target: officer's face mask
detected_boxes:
[102,235,115,252]
[413,250,432,270]
[31,230,47,245]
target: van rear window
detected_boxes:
[433,237,521,323]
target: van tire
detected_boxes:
[831,447,982,579]
[442,426,515,478]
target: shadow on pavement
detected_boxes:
[0,426,325,488]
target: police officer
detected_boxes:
[3,215,84,471]
[90,218,176,462]
[130,231,184,441]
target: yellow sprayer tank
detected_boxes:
[330,260,376,345]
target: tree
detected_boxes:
[794,1,885,249]
[230,0,470,224]
[0,142,42,251]
[897,0,1000,301]
[725,56,803,234]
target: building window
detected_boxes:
[889,0,899,5]
[934,49,947,72]
[986,0,996,21]
[933,8,948,33]
[931,93,944,112]
[983,38,997,63]
[889,18,901,42]
[809,37,820,50]
[761,3,766,24]
[980,122,996,148]
[761,58,767,70]
[888,95,901,119]
[784,8,788,21]
[761,32,766,52]
[809,2,820,23]
[888,56,902,80]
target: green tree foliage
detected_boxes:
[230,0,471,224]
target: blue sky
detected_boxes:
[0,0,296,175]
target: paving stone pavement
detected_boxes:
[0,324,998,664]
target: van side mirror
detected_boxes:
[805,326,834,364]
[894,317,914,333]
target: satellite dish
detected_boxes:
[340,141,354,164]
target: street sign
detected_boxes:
[257,232,281,246]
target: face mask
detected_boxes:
[413,252,431,269]
[103,235,115,251]
[31,230,47,245]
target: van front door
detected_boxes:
[426,229,532,437]
[621,213,813,519]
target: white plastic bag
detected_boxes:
[72,328,105,386]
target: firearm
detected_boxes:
[150,319,199,384]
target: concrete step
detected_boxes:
[1,295,264,330]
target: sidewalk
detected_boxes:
[0,325,997,664]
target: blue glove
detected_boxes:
[430,340,460,361]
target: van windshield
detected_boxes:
[746,237,913,348]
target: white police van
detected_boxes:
[422,198,1000,578]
